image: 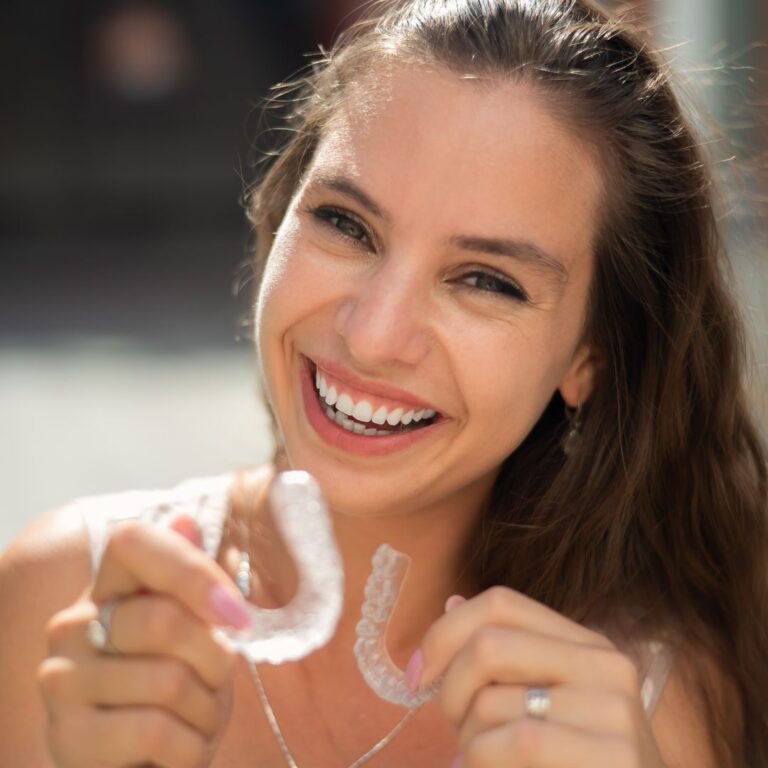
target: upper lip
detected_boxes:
[307,355,442,414]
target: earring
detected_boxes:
[563,402,583,457]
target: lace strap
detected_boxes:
[76,475,233,576]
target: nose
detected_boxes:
[333,262,432,369]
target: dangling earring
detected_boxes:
[563,402,583,457]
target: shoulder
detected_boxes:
[649,642,742,768]
[0,502,93,605]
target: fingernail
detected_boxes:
[405,649,423,693]
[168,516,203,548]
[444,594,466,612]
[209,584,251,629]
[450,755,464,768]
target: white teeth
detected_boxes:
[313,370,439,428]
[363,428,378,436]
[352,400,373,423]
[371,406,388,425]
[336,393,354,416]
[352,422,365,434]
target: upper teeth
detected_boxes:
[315,370,436,426]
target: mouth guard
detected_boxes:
[354,544,441,707]
[217,471,344,664]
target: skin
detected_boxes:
[2,63,722,767]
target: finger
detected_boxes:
[91,519,250,630]
[439,626,638,725]
[45,596,238,692]
[460,718,635,768]
[48,706,210,768]
[419,586,612,689]
[39,654,223,739]
[165,514,204,548]
[87,656,222,738]
[458,684,639,750]
[106,594,238,689]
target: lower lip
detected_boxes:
[299,356,444,457]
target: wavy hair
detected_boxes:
[244,1,768,763]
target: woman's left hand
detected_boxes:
[409,586,667,767]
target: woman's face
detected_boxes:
[256,65,603,519]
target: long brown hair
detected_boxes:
[244,1,768,763]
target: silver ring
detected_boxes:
[525,687,551,719]
[86,600,119,654]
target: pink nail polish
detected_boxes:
[444,594,466,612]
[405,649,424,693]
[450,755,464,768]
[209,584,251,629]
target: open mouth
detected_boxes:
[307,359,440,437]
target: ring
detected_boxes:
[86,600,119,654]
[525,686,551,719]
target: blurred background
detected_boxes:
[1,0,766,552]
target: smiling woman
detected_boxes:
[1,1,767,768]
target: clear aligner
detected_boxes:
[354,544,441,707]
[218,471,344,665]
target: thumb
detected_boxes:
[166,514,204,549]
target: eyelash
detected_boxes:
[461,271,528,302]
[306,205,373,248]
[305,204,529,304]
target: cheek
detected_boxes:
[254,217,298,336]
[454,321,575,442]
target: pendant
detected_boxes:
[236,551,251,598]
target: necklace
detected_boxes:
[226,495,420,768]
[247,660,418,768]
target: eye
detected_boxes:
[307,205,373,247]
[460,270,529,302]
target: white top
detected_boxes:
[74,474,675,718]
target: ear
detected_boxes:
[558,343,604,407]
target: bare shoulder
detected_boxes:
[0,503,93,600]
[650,643,742,768]
[0,505,93,767]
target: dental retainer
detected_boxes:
[354,544,441,707]
[217,471,344,664]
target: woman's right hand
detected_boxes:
[37,515,252,768]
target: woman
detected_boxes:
[1,0,766,766]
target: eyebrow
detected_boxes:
[449,235,569,285]
[308,173,569,284]
[312,174,391,223]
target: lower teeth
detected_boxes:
[324,405,395,436]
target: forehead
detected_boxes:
[306,64,604,274]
